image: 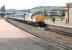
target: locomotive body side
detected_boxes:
[24,13,36,23]
[24,12,46,27]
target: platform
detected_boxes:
[0,19,32,38]
[45,19,72,28]
[0,19,49,50]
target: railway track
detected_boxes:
[46,27,72,37]
[6,18,72,50]
[10,18,72,37]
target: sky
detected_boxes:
[0,0,72,10]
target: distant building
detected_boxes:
[30,6,66,16]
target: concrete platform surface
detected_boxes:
[0,19,48,50]
[0,19,32,38]
[45,19,72,28]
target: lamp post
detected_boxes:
[42,1,46,17]
[67,4,69,23]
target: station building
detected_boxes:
[65,3,72,23]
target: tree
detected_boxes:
[1,5,5,17]
[61,11,65,16]
[58,11,65,20]
[44,7,48,17]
